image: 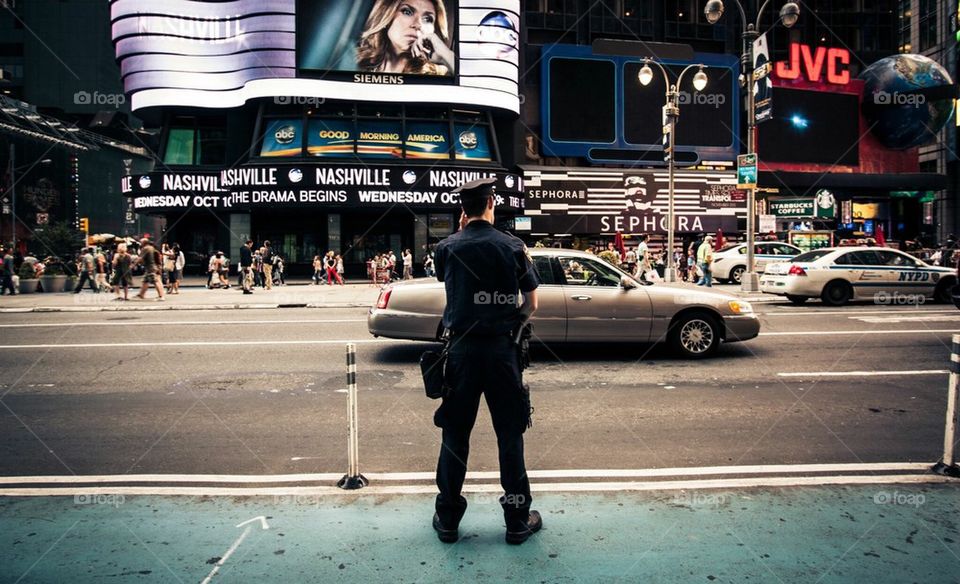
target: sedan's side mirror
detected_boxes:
[620,275,637,290]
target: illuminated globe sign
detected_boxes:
[111,0,521,113]
[860,54,956,150]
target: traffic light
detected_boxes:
[79,217,89,232]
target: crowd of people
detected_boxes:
[365,248,421,285]
[313,251,345,286]
[69,237,177,301]
[212,240,288,290]
[580,233,723,287]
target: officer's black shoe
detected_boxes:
[432,513,459,543]
[505,510,542,545]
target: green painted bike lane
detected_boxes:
[2,485,959,583]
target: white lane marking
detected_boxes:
[851,315,960,324]
[759,329,958,337]
[761,309,956,317]
[0,339,406,349]
[0,329,955,350]
[200,516,269,584]
[0,474,951,497]
[0,462,933,485]
[778,370,948,378]
[0,319,367,329]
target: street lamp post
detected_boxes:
[704,0,799,292]
[638,59,708,283]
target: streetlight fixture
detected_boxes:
[6,145,52,253]
[704,0,799,292]
[638,58,708,283]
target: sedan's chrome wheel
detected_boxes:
[680,319,714,354]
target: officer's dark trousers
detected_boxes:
[434,334,531,530]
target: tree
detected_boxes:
[31,221,83,275]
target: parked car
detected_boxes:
[712,242,803,284]
[760,247,957,306]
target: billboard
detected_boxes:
[539,44,740,165]
[522,168,745,235]
[111,0,520,113]
[258,117,493,161]
[120,165,525,212]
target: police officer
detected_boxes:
[431,178,542,545]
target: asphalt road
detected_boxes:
[0,301,956,477]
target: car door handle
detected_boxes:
[571,295,592,301]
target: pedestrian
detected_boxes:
[313,254,324,285]
[424,252,435,278]
[273,253,286,286]
[431,178,542,546]
[402,248,413,280]
[335,254,344,283]
[111,243,133,301]
[388,250,398,281]
[168,244,184,294]
[206,252,219,288]
[262,240,274,290]
[161,242,174,288]
[135,238,166,300]
[73,247,98,293]
[95,247,110,292]
[368,255,379,285]
[217,252,231,288]
[624,245,637,275]
[325,251,343,285]
[636,235,652,282]
[696,235,715,287]
[239,239,254,294]
[251,247,262,288]
[0,247,15,295]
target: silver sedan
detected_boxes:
[368,248,760,358]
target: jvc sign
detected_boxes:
[775,43,851,85]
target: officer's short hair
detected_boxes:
[454,178,496,218]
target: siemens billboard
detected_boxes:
[111,0,520,113]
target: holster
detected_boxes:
[420,329,451,400]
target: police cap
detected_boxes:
[452,177,496,201]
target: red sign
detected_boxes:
[775,43,850,85]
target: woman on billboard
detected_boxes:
[356,0,455,75]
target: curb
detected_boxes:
[0,303,372,313]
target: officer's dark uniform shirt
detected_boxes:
[434,221,539,336]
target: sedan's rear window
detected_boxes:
[791,250,833,263]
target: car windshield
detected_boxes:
[791,250,833,263]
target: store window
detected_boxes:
[163,127,195,165]
[162,116,228,165]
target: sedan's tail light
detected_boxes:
[376,288,392,309]
[788,265,807,276]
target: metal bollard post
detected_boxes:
[932,334,960,477]
[338,343,368,489]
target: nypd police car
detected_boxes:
[760,247,956,306]
[713,242,802,284]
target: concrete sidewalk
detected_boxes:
[1,483,957,583]
[0,277,778,313]
[0,280,384,313]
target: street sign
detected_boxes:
[759,214,776,233]
[737,154,757,189]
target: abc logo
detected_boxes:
[275,125,297,145]
[458,131,478,150]
[319,130,350,140]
